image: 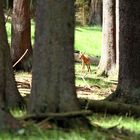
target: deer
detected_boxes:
[79,52,91,73]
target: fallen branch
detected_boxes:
[81,76,93,91]
[13,49,28,68]
[79,98,140,118]
[22,110,93,121]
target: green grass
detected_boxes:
[3,110,140,140]
[75,63,114,89]
[31,19,35,45]
[6,21,102,57]
[0,128,106,140]
[90,113,140,134]
[6,21,11,43]
[75,26,102,56]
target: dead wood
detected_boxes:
[22,110,93,121]
[79,98,140,118]
[13,49,28,68]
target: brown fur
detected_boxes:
[79,53,91,73]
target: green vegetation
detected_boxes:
[2,110,140,140]
[5,21,140,140]
[75,26,102,56]
[6,21,102,57]
[0,128,106,140]
[6,21,11,43]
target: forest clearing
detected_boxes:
[10,64,140,140]
[1,0,140,140]
[8,25,139,139]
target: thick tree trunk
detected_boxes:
[109,1,140,105]
[0,0,23,108]
[0,109,21,131]
[97,0,116,77]
[28,0,91,129]
[88,0,102,26]
[0,0,22,131]
[11,0,32,71]
[29,0,81,114]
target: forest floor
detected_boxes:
[15,64,117,102]
[76,78,117,101]
[14,69,140,140]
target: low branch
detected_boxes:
[22,110,93,121]
[13,49,28,68]
[79,98,140,118]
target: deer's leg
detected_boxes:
[86,63,91,73]
[82,61,85,73]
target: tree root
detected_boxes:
[22,110,93,121]
[79,98,140,118]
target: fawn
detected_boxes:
[79,52,91,73]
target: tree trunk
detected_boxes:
[0,0,22,131]
[88,0,102,26]
[116,0,119,74]
[28,0,90,129]
[108,1,140,105]
[97,0,116,77]
[29,0,80,114]
[0,109,21,131]
[3,0,13,9]
[11,0,32,71]
[0,0,24,108]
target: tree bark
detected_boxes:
[109,1,140,105]
[11,0,32,71]
[28,0,91,129]
[116,0,119,74]
[97,0,116,77]
[0,0,24,108]
[29,0,80,114]
[0,109,21,131]
[88,0,102,26]
[0,0,22,131]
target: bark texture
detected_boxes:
[88,0,102,26]
[11,0,32,71]
[109,1,140,105]
[0,109,21,131]
[97,0,116,77]
[0,1,22,131]
[0,1,23,108]
[29,0,80,114]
